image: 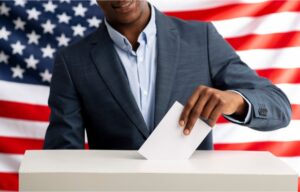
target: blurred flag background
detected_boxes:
[0,0,299,190]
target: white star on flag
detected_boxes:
[56,33,71,47]
[26,30,41,45]
[25,54,39,69]
[88,16,102,28]
[0,3,10,16]
[60,0,71,3]
[14,0,26,7]
[0,51,9,64]
[72,24,86,37]
[13,17,26,30]
[41,44,55,59]
[40,69,52,82]
[26,7,41,20]
[41,20,56,34]
[0,27,11,40]
[11,41,26,55]
[57,12,71,24]
[73,3,87,17]
[11,65,25,79]
[43,1,57,13]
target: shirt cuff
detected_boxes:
[223,90,252,124]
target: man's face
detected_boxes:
[97,0,148,25]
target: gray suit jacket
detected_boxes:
[43,9,291,150]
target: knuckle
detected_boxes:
[213,93,221,100]
[219,98,226,105]
[198,85,205,90]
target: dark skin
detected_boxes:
[97,0,248,135]
[97,0,150,50]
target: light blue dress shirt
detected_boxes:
[105,5,251,130]
[105,5,157,130]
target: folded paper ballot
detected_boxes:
[138,101,212,160]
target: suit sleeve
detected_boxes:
[43,51,85,149]
[206,22,292,131]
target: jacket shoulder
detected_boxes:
[56,28,99,58]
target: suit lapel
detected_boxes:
[154,10,180,128]
[90,24,149,138]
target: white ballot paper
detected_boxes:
[138,101,212,160]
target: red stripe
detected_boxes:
[0,136,90,154]
[214,141,300,157]
[0,136,43,154]
[226,31,300,51]
[292,104,300,120]
[0,172,18,191]
[165,1,300,21]
[0,100,50,122]
[256,68,300,84]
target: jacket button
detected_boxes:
[258,108,268,116]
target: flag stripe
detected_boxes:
[165,1,300,22]
[277,84,300,105]
[0,153,22,172]
[0,137,43,154]
[0,117,47,139]
[213,12,300,38]
[256,68,300,84]
[214,141,300,157]
[237,47,300,70]
[214,120,300,143]
[0,173,18,191]
[226,31,300,51]
[0,80,49,105]
[0,100,50,122]
[150,0,274,12]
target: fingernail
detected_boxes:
[179,120,185,127]
[184,129,190,135]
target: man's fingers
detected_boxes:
[179,86,202,127]
[208,103,224,127]
[201,94,221,123]
[184,90,211,135]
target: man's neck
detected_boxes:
[107,4,151,50]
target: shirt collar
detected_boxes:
[104,4,156,51]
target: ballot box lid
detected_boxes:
[19,150,297,176]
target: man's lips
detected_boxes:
[112,0,133,9]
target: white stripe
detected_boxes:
[0,153,23,172]
[149,0,270,12]
[214,120,300,144]
[276,84,300,105]
[0,118,47,139]
[0,80,49,105]
[280,157,300,175]
[0,117,90,143]
[237,47,300,70]
[213,12,300,38]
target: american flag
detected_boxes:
[0,0,299,191]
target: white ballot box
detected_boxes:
[19,150,297,191]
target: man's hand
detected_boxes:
[179,85,247,135]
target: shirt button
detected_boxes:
[143,90,148,96]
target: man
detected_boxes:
[43,0,291,149]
